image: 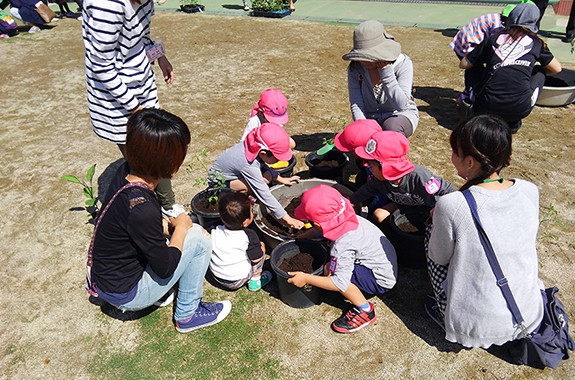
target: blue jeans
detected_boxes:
[120,225,212,321]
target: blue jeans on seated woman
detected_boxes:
[119,225,212,321]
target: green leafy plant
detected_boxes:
[317,116,347,155]
[188,149,226,204]
[180,0,202,6]
[61,164,100,217]
[251,0,286,11]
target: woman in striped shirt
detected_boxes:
[83,0,179,212]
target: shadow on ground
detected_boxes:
[414,86,461,130]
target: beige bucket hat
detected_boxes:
[342,20,401,62]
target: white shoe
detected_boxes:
[153,290,175,307]
[29,26,41,33]
[161,203,187,219]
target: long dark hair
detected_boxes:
[502,25,546,49]
[450,114,512,191]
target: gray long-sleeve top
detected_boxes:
[350,165,456,209]
[347,53,419,132]
[209,142,286,219]
[428,180,543,348]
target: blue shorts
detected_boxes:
[350,264,390,296]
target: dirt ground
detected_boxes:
[1,13,574,379]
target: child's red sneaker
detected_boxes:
[331,302,376,333]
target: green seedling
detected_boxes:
[61,164,100,217]
[189,149,226,204]
[316,116,347,155]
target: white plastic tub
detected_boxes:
[536,86,575,107]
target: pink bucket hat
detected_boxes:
[250,89,289,125]
[334,119,382,152]
[354,130,415,181]
[294,185,359,241]
[244,122,293,163]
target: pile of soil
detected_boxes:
[278,252,315,273]
[313,160,340,168]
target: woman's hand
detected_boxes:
[287,271,308,287]
[276,175,300,186]
[158,56,174,84]
[170,213,193,231]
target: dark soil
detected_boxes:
[313,160,340,168]
[194,197,219,213]
[278,252,315,273]
[262,196,304,237]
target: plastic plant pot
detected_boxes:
[190,187,235,230]
[305,149,349,182]
[270,239,328,308]
[387,208,428,269]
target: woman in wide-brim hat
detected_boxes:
[343,20,419,138]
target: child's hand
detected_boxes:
[276,175,300,186]
[287,272,308,287]
[282,215,305,230]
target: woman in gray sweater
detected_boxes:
[343,20,419,138]
[426,114,543,348]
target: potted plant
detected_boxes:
[179,0,205,14]
[250,0,291,18]
[188,149,233,229]
[304,117,350,182]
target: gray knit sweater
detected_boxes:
[428,179,544,348]
[347,54,419,132]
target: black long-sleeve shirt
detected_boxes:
[92,163,181,295]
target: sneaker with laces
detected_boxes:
[153,289,175,307]
[162,203,187,219]
[248,270,273,291]
[175,300,232,333]
[331,302,376,333]
[425,295,445,331]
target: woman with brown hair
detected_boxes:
[459,3,561,133]
[90,108,232,333]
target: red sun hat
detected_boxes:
[244,122,293,163]
[334,119,382,152]
[251,89,289,125]
[354,130,415,181]
[294,185,359,241]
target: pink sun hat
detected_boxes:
[354,130,415,181]
[250,89,289,125]
[244,122,293,163]
[294,185,359,241]
[334,119,382,152]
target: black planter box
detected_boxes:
[251,8,291,18]
[180,4,205,13]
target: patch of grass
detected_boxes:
[89,289,281,379]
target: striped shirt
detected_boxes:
[82,0,159,144]
[450,13,503,58]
